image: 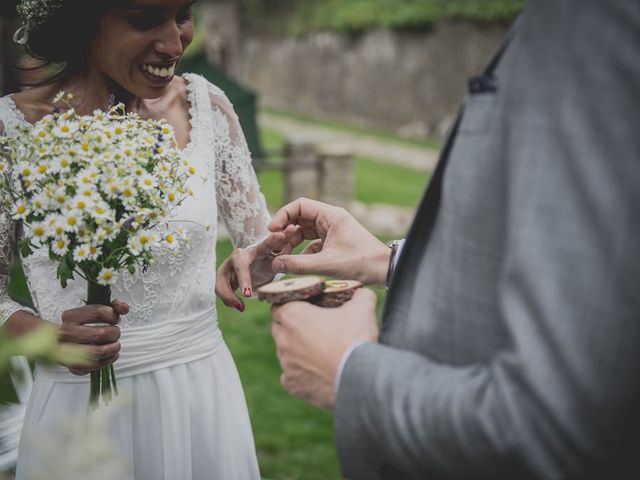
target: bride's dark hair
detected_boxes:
[20,0,132,86]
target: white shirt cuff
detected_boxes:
[335,341,366,389]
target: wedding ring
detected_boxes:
[268,248,284,259]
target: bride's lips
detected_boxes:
[140,61,177,84]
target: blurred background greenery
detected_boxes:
[240,0,525,35]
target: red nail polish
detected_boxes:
[235,303,244,312]
[243,287,252,297]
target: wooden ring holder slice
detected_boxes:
[312,280,362,308]
[257,276,325,304]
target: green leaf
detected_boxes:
[56,259,74,289]
[17,238,33,257]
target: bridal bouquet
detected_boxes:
[0,93,195,406]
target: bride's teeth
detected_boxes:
[143,64,174,78]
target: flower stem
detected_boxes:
[87,282,117,408]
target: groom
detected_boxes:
[268,0,640,478]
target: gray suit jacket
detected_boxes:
[334,1,640,478]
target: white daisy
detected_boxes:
[53,120,78,138]
[138,173,157,191]
[97,267,117,286]
[73,244,91,263]
[128,231,157,255]
[12,201,29,220]
[87,243,102,261]
[27,222,48,244]
[52,236,69,256]
[63,211,82,233]
[46,214,66,238]
[31,193,50,214]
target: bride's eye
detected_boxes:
[176,6,193,25]
[125,13,163,31]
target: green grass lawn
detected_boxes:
[216,240,341,480]
[216,240,389,480]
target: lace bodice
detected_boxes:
[0,73,270,328]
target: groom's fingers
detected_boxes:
[268,197,329,233]
[271,251,329,276]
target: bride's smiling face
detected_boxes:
[88,0,196,98]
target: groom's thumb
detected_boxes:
[272,253,323,276]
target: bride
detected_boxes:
[0,0,288,477]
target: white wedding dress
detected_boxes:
[0,73,268,479]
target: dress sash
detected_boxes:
[34,308,223,382]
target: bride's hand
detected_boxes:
[216,227,298,312]
[58,299,129,376]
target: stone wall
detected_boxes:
[201,3,509,139]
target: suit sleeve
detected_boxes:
[334,1,640,478]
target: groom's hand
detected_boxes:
[268,198,391,287]
[271,288,379,409]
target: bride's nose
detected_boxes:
[154,22,184,58]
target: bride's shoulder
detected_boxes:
[3,86,56,124]
[179,73,229,103]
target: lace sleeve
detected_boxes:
[207,84,270,248]
[0,121,35,326]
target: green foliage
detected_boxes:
[242,0,526,35]
[0,324,88,403]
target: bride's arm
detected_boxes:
[0,120,41,336]
[207,85,290,309]
[208,85,270,249]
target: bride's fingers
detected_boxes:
[231,248,254,299]
[215,263,244,312]
[254,232,286,258]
